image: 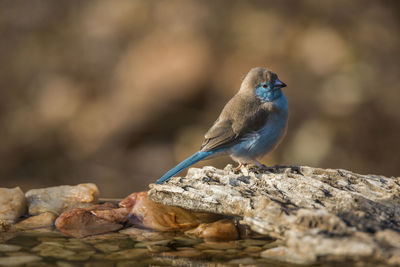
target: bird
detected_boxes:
[155,67,288,184]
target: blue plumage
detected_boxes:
[155,67,288,184]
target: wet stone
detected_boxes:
[240,238,272,247]
[146,245,171,252]
[0,255,41,266]
[104,248,148,260]
[261,246,311,265]
[262,239,285,249]
[15,212,57,231]
[18,228,64,237]
[56,262,76,267]
[194,241,239,250]
[64,250,95,261]
[120,227,176,241]
[243,245,263,253]
[161,249,205,258]
[228,257,259,265]
[94,243,121,253]
[0,244,21,252]
[55,203,123,238]
[184,219,239,241]
[119,191,216,232]
[32,242,76,258]
[63,240,94,251]
[173,236,203,247]
[0,187,26,224]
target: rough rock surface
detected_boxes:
[149,165,400,264]
[0,187,26,224]
[25,183,99,215]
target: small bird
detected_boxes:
[155,67,288,184]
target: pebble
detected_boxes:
[25,183,99,215]
[0,187,26,224]
[15,212,57,231]
[55,203,123,238]
[94,243,121,253]
[262,239,285,249]
[120,227,175,241]
[161,249,205,258]
[194,241,239,250]
[0,255,41,266]
[0,244,21,252]
[32,242,76,258]
[104,248,148,260]
[119,191,215,232]
[240,238,271,247]
[184,219,239,241]
[243,245,263,253]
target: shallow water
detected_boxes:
[0,228,378,267]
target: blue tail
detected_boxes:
[155,151,214,184]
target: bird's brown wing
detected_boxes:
[200,95,270,152]
[200,118,239,151]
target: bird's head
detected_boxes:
[240,67,287,102]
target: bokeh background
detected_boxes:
[1,0,399,197]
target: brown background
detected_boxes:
[1,0,399,197]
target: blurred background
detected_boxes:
[0,0,399,197]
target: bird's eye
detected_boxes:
[262,84,268,88]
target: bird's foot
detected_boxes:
[234,163,245,173]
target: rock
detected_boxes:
[103,248,148,260]
[185,219,238,241]
[15,212,57,230]
[261,246,311,265]
[149,165,400,264]
[119,227,177,242]
[119,191,217,232]
[0,187,26,224]
[0,255,41,266]
[55,203,124,238]
[32,242,75,258]
[0,244,21,252]
[25,183,99,215]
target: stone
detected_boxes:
[0,255,41,266]
[194,241,239,250]
[149,165,400,265]
[94,243,121,253]
[161,249,205,258]
[25,183,99,215]
[55,203,123,238]
[0,187,26,224]
[0,244,21,252]
[32,242,75,258]
[261,246,310,265]
[104,248,148,260]
[119,227,176,241]
[119,191,217,232]
[184,219,238,241]
[15,212,57,230]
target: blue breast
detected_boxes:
[231,93,288,160]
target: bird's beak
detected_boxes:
[274,78,287,89]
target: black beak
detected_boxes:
[274,78,287,88]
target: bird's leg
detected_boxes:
[234,162,245,172]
